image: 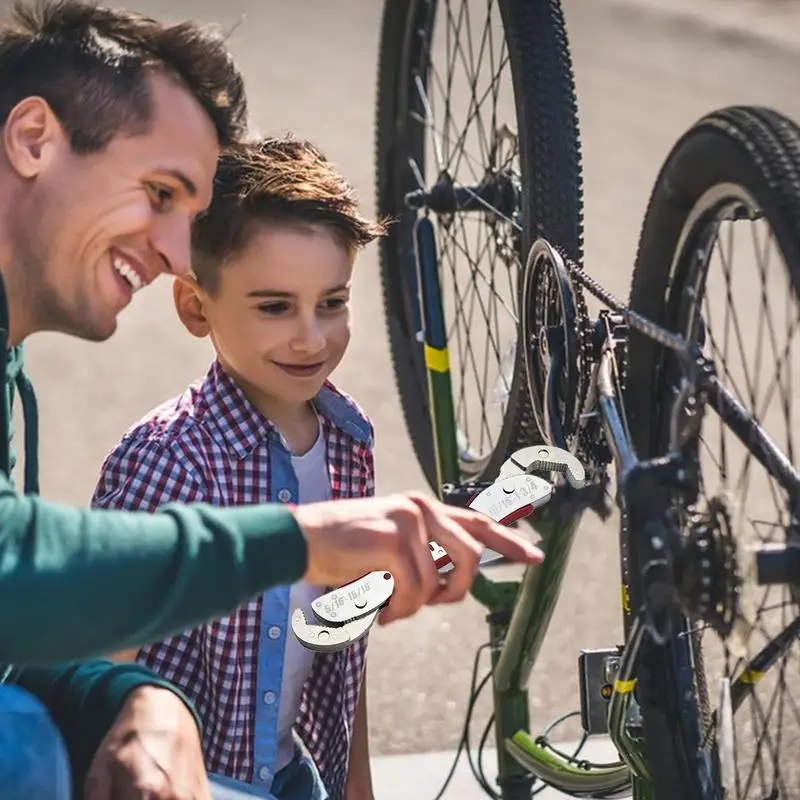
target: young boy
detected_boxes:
[91,135,387,800]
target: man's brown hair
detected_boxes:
[191,134,387,294]
[0,0,248,152]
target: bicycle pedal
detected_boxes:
[578,647,621,736]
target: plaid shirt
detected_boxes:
[91,359,374,799]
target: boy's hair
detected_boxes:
[191,134,388,294]
[0,0,248,152]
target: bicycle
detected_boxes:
[375,0,800,798]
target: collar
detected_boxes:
[197,359,371,459]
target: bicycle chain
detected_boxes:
[532,244,714,471]
[557,249,687,354]
[550,251,744,641]
[531,247,594,447]
[541,246,622,469]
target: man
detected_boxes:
[0,2,543,799]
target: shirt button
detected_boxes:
[263,690,276,705]
[258,765,271,782]
[268,625,282,640]
[277,488,293,503]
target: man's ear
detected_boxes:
[173,276,211,338]
[3,97,65,179]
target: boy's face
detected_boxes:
[178,222,354,408]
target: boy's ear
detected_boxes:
[173,276,211,338]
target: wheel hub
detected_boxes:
[404,168,518,220]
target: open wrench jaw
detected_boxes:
[499,445,587,488]
[291,572,396,653]
[291,607,380,653]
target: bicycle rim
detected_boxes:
[375,0,583,489]
[628,105,800,800]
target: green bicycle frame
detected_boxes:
[413,216,640,799]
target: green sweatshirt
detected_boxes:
[0,282,309,791]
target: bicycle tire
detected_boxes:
[375,0,583,490]
[626,105,800,799]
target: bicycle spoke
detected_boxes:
[410,0,519,469]
[685,202,800,798]
[414,73,445,175]
[409,111,520,187]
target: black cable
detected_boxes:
[433,648,620,798]
[432,644,493,800]
[476,711,499,796]
[544,733,589,765]
[540,709,581,739]
[464,671,498,797]
[531,711,593,795]
[464,668,500,798]
[531,774,548,796]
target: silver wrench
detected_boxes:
[436,473,553,570]
[292,468,560,652]
[499,445,587,488]
[291,606,381,653]
[291,572,395,652]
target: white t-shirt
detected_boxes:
[275,420,330,772]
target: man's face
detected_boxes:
[6,72,218,341]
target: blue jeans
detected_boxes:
[270,747,329,800]
[0,684,71,799]
[210,744,328,800]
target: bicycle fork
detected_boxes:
[412,215,460,490]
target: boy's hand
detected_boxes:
[294,492,544,624]
[84,685,210,800]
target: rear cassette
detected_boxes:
[677,496,740,639]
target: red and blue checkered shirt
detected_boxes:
[91,359,374,799]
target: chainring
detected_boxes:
[522,238,592,448]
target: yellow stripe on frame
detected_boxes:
[614,678,637,694]
[424,344,450,373]
[739,668,764,685]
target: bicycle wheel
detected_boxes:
[375,0,583,490]
[627,106,800,799]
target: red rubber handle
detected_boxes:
[429,503,534,570]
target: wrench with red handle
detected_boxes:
[291,446,585,652]
[432,444,586,570]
